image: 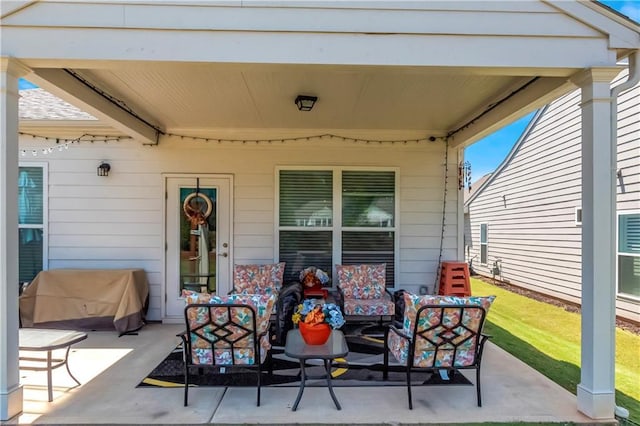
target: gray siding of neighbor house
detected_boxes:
[466,70,639,323]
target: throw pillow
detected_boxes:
[336,263,386,299]
[233,262,286,294]
[402,293,496,337]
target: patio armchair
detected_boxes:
[231,262,286,297]
[335,263,395,327]
[383,293,495,408]
[179,293,276,407]
[230,262,294,344]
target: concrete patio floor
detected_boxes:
[5,323,604,425]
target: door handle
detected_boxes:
[218,252,228,257]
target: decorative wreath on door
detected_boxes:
[183,192,213,227]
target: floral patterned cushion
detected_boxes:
[342,292,395,316]
[184,293,276,366]
[336,263,386,299]
[181,289,211,304]
[402,293,495,337]
[388,293,495,368]
[233,262,286,295]
[183,291,276,334]
[189,332,270,366]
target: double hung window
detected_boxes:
[18,164,47,283]
[618,213,639,298]
[278,168,397,286]
[480,223,488,264]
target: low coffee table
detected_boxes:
[284,329,349,411]
[19,328,88,401]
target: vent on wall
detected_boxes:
[575,207,582,226]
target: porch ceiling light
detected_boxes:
[97,162,111,177]
[295,95,318,111]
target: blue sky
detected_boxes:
[464,112,537,179]
[464,0,639,183]
[18,79,38,90]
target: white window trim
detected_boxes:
[275,166,400,288]
[18,161,49,278]
[616,210,640,302]
[479,223,488,265]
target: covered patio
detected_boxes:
[1,1,639,422]
[12,323,593,424]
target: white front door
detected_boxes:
[165,175,232,319]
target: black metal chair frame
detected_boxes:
[179,303,271,407]
[383,304,490,408]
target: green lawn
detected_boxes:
[471,278,640,424]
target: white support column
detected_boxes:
[571,67,620,420]
[0,57,28,421]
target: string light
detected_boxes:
[18,131,446,157]
[18,132,132,157]
[161,133,444,145]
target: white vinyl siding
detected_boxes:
[466,70,640,323]
[18,163,48,284]
[19,134,458,320]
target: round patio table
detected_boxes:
[284,329,349,411]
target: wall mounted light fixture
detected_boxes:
[97,162,111,177]
[294,95,318,111]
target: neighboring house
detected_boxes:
[1,0,639,421]
[463,172,492,266]
[465,70,640,324]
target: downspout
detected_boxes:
[609,50,639,423]
[611,52,640,143]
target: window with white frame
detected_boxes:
[480,223,488,264]
[18,164,47,284]
[278,168,396,286]
[618,213,639,298]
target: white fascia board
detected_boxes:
[0,1,37,19]
[3,27,616,70]
[447,77,575,149]
[19,120,121,135]
[27,68,160,145]
[0,1,600,36]
[544,0,640,49]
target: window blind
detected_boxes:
[618,213,640,298]
[18,166,44,283]
[279,170,332,227]
[619,214,640,254]
[342,231,395,287]
[342,171,395,228]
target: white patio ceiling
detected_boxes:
[59,64,536,133]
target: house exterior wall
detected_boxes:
[18,134,460,321]
[466,71,640,323]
